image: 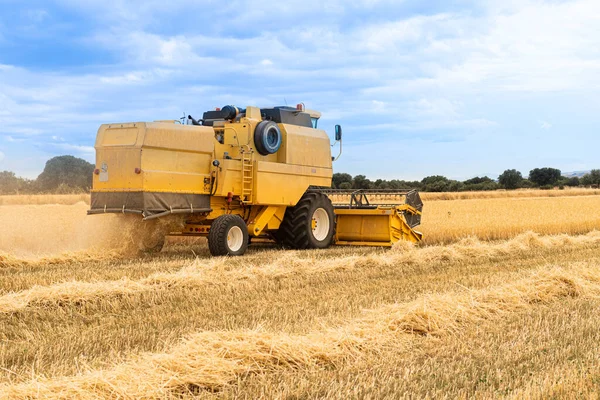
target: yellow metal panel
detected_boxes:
[140,124,214,194]
[95,123,142,148]
[245,106,261,120]
[213,159,243,196]
[102,127,138,146]
[336,213,392,243]
[253,161,332,205]
[141,148,211,174]
[143,123,215,153]
[267,206,286,230]
[247,205,287,236]
[141,171,209,193]
[281,124,332,168]
[93,122,216,194]
[93,147,143,191]
[334,207,423,245]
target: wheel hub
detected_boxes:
[227,226,244,252]
[311,208,330,241]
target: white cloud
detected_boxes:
[25,9,50,23]
[0,151,4,163]
[4,135,25,143]
[423,0,600,92]
[2,0,600,178]
[48,143,95,155]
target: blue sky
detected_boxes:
[0,0,599,180]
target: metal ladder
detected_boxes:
[241,146,254,204]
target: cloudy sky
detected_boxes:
[0,0,599,180]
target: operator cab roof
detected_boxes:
[201,106,318,128]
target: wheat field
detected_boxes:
[1,191,600,398]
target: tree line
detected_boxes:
[0,156,94,195]
[333,167,600,192]
[1,156,599,195]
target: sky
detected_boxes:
[0,0,599,181]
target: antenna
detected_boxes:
[284,98,288,106]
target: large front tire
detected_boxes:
[208,215,249,256]
[276,192,335,249]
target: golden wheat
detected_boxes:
[1,262,599,399]
[421,195,600,244]
[2,194,600,398]
[420,187,600,200]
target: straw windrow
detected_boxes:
[0,231,599,314]
[1,263,599,398]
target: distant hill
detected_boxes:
[563,171,590,178]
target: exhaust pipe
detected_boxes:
[188,115,202,126]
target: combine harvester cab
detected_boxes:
[88,104,423,255]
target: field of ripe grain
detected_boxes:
[2,193,600,398]
[419,187,600,200]
[421,195,600,244]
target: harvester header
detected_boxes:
[88,104,423,255]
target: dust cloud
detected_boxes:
[0,202,149,258]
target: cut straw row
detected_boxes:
[2,262,600,398]
[2,231,600,314]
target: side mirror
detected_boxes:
[335,125,342,141]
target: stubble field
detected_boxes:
[1,190,600,398]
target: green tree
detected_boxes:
[352,175,372,189]
[581,170,600,187]
[498,169,523,189]
[36,155,94,192]
[566,176,580,187]
[332,173,353,189]
[463,176,494,185]
[528,168,562,187]
[520,179,535,188]
[0,171,34,194]
[421,175,449,185]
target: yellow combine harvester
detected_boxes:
[88,104,423,255]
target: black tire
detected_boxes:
[254,120,282,155]
[208,214,249,256]
[275,192,335,249]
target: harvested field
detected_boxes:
[1,193,600,398]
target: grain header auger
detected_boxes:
[88,104,423,255]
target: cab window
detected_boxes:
[311,117,319,128]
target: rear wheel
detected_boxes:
[276,192,335,249]
[208,214,249,256]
